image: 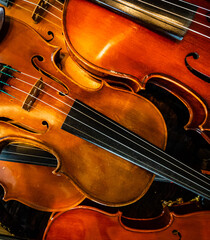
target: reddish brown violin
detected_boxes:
[0,7,85,210]
[0,0,64,46]
[0,122,85,212]
[42,205,210,240]
[0,0,106,89]
[63,0,210,141]
[0,7,209,207]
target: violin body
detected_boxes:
[0,10,167,206]
[0,8,86,211]
[0,0,64,46]
[63,0,210,139]
[0,0,107,89]
[0,123,85,212]
[1,7,209,206]
[43,206,210,240]
[64,0,210,94]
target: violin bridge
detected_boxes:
[22,77,43,112]
[31,0,50,23]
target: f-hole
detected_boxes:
[185,52,210,83]
[45,31,54,43]
[172,229,182,240]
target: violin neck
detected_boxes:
[61,99,210,200]
[89,0,197,40]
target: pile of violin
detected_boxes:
[0,0,209,239]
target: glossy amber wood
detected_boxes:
[0,0,108,89]
[63,0,210,139]
[0,7,85,212]
[0,121,85,212]
[0,0,64,46]
[144,76,210,143]
[43,206,210,240]
[0,14,166,206]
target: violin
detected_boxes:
[43,205,210,240]
[0,7,209,207]
[0,122,85,212]
[0,0,109,90]
[0,0,64,46]
[63,0,210,139]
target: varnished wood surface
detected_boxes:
[0,0,64,47]
[43,206,210,240]
[0,0,106,89]
[64,0,210,97]
[0,122,85,212]
[0,15,167,206]
[0,8,86,212]
[63,0,210,137]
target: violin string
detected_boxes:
[178,0,210,12]
[0,151,57,166]
[1,146,167,180]
[1,141,57,165]
[8,145,56,160]
[17,0,61,20]
[42,0,63,12]
[1,70,210,188]
[0,158,55,165]
[5,0,210,38]
[1,73,75,108]
[1,81,209,198]
[2,150,55,160]
[8,93,210,196]
[7,0,62,28]
[63,121,210,196]
[20,0,62,12]
[55,0,64,6]
[137,0,210,29]
[114,0,210,39]
[0,70,204,184]
[0,1,208,195]
[2,67,210,183]
[1,86,209,198]
[7,68,210,182]
[10,143,47,151]
[156,0,210,18]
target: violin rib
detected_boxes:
[43,206,210,240]
[0,121,85,212]
[0,7,209,207]
[63,0,210,140]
